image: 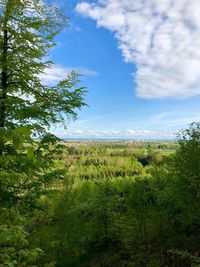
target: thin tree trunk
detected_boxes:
[0,10,9,155]
[143,217,148,267]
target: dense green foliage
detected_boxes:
[1,122,200,266]
[0,0,85,266]
[1,133,196,267]
[0,0,86,150]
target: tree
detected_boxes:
[0,0,86,154]
[0,2,86,265]
[175,122,200,195]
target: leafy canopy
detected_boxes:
[0,0,86,135]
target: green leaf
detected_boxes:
[15,127,32,137]
[27,147,35,158]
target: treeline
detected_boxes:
[65,142,177,157]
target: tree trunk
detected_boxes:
[0,11,9,155]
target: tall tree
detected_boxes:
[0,0,86,153]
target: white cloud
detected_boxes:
[51,128,175,139]
[76,0,200,99]
[39,64,98,85]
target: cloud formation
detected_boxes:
[51,128,175,140]
[76,0,200,99]
[40,64,97,85]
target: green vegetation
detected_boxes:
[0,0,86,150]
[0,1,200,266]
[1,127,200,266]
[27,136,199,267]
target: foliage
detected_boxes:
[175,122,200,196]
[0,0,86,152]
[2,122,200,266]
[0,1,86,266]
[26,133,200,266]
[0,208,43,267]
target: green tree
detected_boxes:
[175,122,200,196]
[0,0,86,154]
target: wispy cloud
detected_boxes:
[68,22,82,32]
[39,64,98,85]
[148,110,200,128]
[76,0,200,99]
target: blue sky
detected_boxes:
[46,0,200,139]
